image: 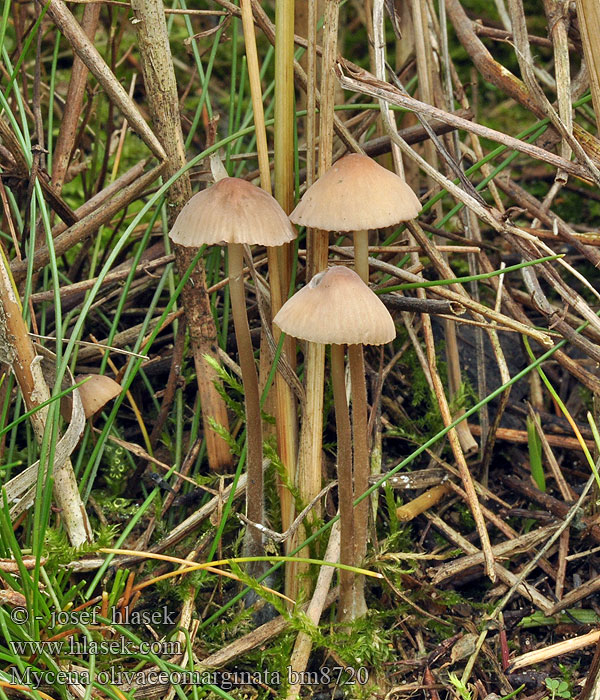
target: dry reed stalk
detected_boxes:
[335,60,593,182]
[239,0,300,564]
[295,0,341,582]
[545,0,573,179]
[0,254,90,545]
[472,424,596,452]
[241,0,361,154]
[509,630,600,671]
[507,0,600,186]
[130,0,232,473]
[283,0,317,600]
[577,0,600,134]
[285,522,340,700]
[395,483,451,521]
[445,0,600,166]
[273,0,299,597]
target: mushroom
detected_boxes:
[274,265,395,620]
[169,177,296,556]
[289,153,421,283]
[74,374,121,419]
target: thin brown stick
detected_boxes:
[11,163,165,281]
[51,2,101,191]
[130,0,234,472]
[421,311,496,582]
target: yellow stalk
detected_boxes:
[273,0,299,599]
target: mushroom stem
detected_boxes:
[228,242,264,553]
[353,229,369,283]
[330,343,354,620]
[348,343,369,619]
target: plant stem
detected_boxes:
[330,343,354,620]
[228,243,263,553]
[273,0,298,595]
[131,0,232,472]
[296,0,339,575]
[241,1,296,570]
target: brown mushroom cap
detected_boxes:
[76,374,121,419]
[273,266,396,346]
[169,177,297,247]
[290,153,421,231]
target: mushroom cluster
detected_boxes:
[170,155,419,622]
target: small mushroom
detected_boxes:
[273,265,395,345]
[75,374,121,419]
[290,153,421,283]
[274,265,395,621]
[170,177,296,555]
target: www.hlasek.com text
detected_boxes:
[9,637,181,657]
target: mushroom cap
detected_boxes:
[273,266,396,346]
[290,153,421,231]
[76,374,121,419]
[169,177,297,247]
